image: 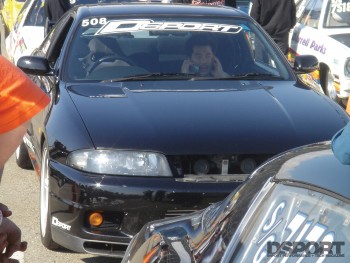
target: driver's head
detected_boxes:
[186,34,217,76]
[79,38,114,69]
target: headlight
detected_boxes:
[67,150,172,176]
[345,58,350,77]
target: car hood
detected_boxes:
[67,80,347,155]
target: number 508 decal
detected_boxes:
[82,18,107,27]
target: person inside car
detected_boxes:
[181,34,230,77]
[78,38,131,77]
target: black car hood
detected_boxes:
[67,80,347,155]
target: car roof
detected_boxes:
[72,3,247,19]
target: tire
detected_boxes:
[40,143,60,250]
[15,141,33,169]
[321,68,341,104]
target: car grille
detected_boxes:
[84,241,129,257]
[168,154,273,176]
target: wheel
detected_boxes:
[87,54,136,74]
[15,141,33,169]
[40,143,60,250]
[322,68,341,104]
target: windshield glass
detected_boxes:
[230,184,350,261]
[324,0,350,28]
[64,16,293,82]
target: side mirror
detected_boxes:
[293,55,319,74]
[17,56,52,76]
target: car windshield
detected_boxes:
[229,183,350,261]
[324,0,350,28]
[64,16,293,82]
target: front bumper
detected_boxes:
[48,160,241,257]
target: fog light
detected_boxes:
[89,212,104,227]
[240,158,257,174]
[193,159,210,174]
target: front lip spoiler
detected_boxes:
[51,227,131,258]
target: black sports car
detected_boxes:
[122,142,350,262]
[15,3,348,258]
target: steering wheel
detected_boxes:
[86,55,137,75]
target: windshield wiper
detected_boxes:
[102,72,284,82]
[227,73,285,80]
[102,73,197,83]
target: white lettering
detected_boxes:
[96,20,242,35]
[81,17,108,27]
[52,216,71,231]
[180,23,202,30]
[200,24,221,31]
[263,201,286,232]
[140,22,162,30]
[159,23,182,30]
[97,20,150,34]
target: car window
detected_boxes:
[63,16,292,83]
[229,184,350,261]
[23,0,45,26]
[39,13,69,55]
[298,0,322,28]
[324,0,350,28]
